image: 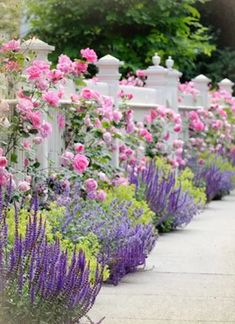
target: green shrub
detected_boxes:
[177,168,207,206]
[103,184,154,225]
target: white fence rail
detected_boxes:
[1,39,234,171]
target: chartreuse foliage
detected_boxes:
[103,184,154,225]
[177,168,207,207]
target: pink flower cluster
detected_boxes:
[119,71,146,87]
[0,149,10,186]
[0,39,20,53]
[178,82,199,103]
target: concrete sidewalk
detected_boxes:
[88,191,235,324]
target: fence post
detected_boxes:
[145,53,168,105]
[21,39,56,171]
[218,78,234,94]
[96,54,122,168]
[164,57,182,160]
[165,56,182,112]
[192,74,211,108]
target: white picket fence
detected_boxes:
[2,39,234,172]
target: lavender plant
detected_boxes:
[49,198,157,285]
[188,155,235,202]
[194,165,235,202]
[130,161,199,232]
[0,186,103,324]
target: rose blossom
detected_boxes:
[57,54,73,73]
[112,110,122,123]
[84,178,98,193]
[96,190,107,202]
[73,154,89,173]
[18,181,30,192]
[103,132,112,144]
[0,168,8,186]
[74,143,85,153]
[40,122,52,138]
[0,156,8,168]
[33,136,43,145]
[0,39,20,52]
[60,151,74,166]
[42,91,60,107]
[80,48,97,63]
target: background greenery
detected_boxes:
[25,0,215,77]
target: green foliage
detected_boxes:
[155,156,172,175]
[177,168,207,206]
[0,0,21,39]
[203,153,235,185]
[103,184,154,225]
[186,48,235,84]
[6,208,53,245]
[43,203,110,280]
[26,0,215,73]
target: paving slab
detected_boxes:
[88,191,235,324]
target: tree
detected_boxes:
[26,0,215,73]
[0,0,22,40]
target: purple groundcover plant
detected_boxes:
[58,199,157,285]
[194,165,235,202]
[130,162,199,232]
[0,186,103,324]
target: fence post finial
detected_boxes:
[165,56,182,112]
[21,38,55,62]
[218,78,234,94]
[192,74,211,108]
[145,53,168,105]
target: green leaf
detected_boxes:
[10,153,18,163]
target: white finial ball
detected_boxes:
[166,56,174,69]
[152,53,161,66]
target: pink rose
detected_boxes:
[24,158,30,167]
[112,110,122,123]
[61,151,74,166]
[48,69,64,83]
[73,154,89,173]
[57,54,73,73]
[42,91,60,107]
[33,136,43,145]
[96,190,107,202]
[0,170,8,185]
[174,124,182,132]
[40,122,52,138]
[57,113,65,129]
[0,156,8,168]
[80,48,97,63]
[0,39,20,53]
[22,140,31,150]
[145,132,153,142]
[103,132,112,144]
[74,143,85,153]
[84,178,98,193]
[136,69,146,78]
[29,111,42,129]
[81,88,97,100]
[18,181,30,192]
[193,120,204,132]
[72,61,88,75]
